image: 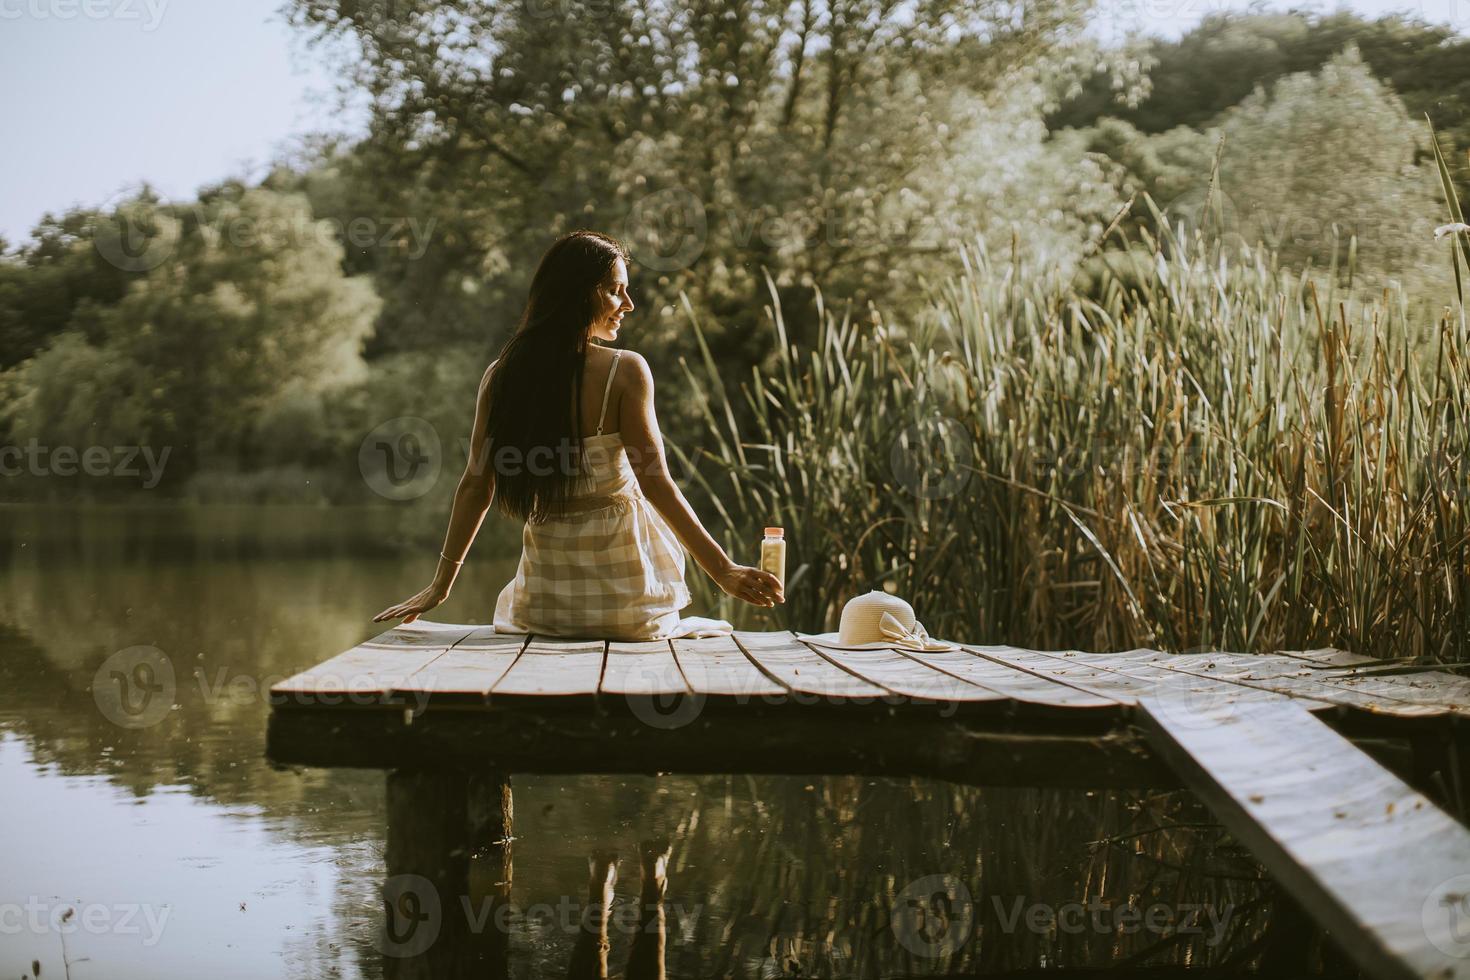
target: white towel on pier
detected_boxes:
[666,615,735,638]
[489,615,733,640]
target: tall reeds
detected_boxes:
[672,192,1470,660]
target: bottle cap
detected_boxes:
[764,526,784,537]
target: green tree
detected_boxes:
[284,0,1099,379]
[0,193,156,370]
[1049,10,1470,212]
[0,188,379,486]
[1216,45,1439,285]
[1052,11,1470,141]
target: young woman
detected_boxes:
[372,230,783,638]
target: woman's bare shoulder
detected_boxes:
[481,358,499,388]
[616,349,653,388]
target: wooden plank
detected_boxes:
[1019,648,1451,719]
[600,639,688,696]
[1138,697,1470,980]
[1277,647,1387,669]
[1327,668,1470,715]
[978,648,1313,735]
[670,635,787,699]
[733,631,889,699]
[490,636,606,697]
[793,642,1005,704]
[1087,648,1320,680]
[963,646,1209,708]
[896,647,1122,709]
[391,627,527,704]
[271,620,477,705]
[1142,659,1452,719]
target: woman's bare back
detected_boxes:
[576,345,625,437]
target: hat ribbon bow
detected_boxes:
[878,611,946,650]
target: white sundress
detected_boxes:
[492,349,728,641]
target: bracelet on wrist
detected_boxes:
[440,551,464,566]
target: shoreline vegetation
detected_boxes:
[678,184,1470,658]
[3,9,1469,655]
[9,189,1468,658]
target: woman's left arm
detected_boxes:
[373,361,499,624]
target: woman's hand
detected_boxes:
[713,563,784,608]
[373,581,451,624]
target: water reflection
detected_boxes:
[0,504,1297,978]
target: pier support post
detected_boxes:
[383,768,513,979]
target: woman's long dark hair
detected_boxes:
[487,230,627,523]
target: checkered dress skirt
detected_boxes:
[493,351,692,640]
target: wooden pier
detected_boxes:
[268,621,1470,979]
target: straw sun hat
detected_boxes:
[799,590,955,651]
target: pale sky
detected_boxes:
[0,0,359,246]
[1090,0,1469,41]
[0,0,1465,246]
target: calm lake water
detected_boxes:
[0,503,1283,978]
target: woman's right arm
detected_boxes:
[618,351,782,608]
[373,360,499,623]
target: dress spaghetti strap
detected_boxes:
[594,349,623,435]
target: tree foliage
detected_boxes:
[1051,10,1470,148]
[285,0,1097,366]
[0,188,379,487]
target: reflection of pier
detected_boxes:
[269,620,1470,979]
